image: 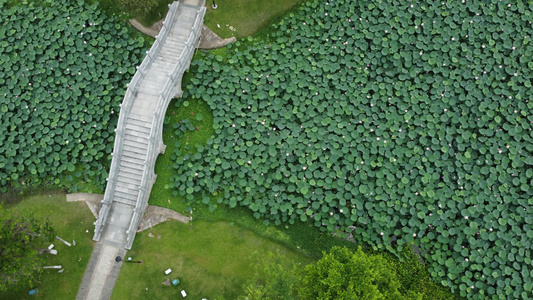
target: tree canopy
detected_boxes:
[0,204,54,292]
[298,246,405,300]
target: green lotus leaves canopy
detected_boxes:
[0,0,147,191]
[173,0,533,299]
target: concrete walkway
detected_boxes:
[138,205,189,232]
[129,18,160,37]
[67,192,190,229]
[77,199,133,299]
[67,193,103,218]
[77,1,204,298]
[76,243,126,300]
[72,193,190,300]
[198,25,237,50]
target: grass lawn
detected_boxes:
[112,220,312,299]
[0,192,95,300]
[202,0,302,39]
[133,0,174,28]
[93,0,302,39]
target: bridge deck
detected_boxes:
[101,2,203,249]
[77,1,206,299]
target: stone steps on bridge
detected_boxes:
[119,160,144,175]
[124,122,152,134]
[112,160,147,206]
[113,196,137,207]
[122,144,148,157]
[168,28,193,41]
[128,113,153,123]
[115,184,140,197]
[140,69,170,82]
[124,133,150,145]
[136,83,167,97]
[116,170,143,185]
[173,5,199,22]
[154,58,184,69]
[153,49,188,64]
[113,190,138,207]
[91,0,205,255]
[116,172,142,186]
[162,37,189,48]
[122,139,148,152]
[125,118,152,135]
[120,154,145,170]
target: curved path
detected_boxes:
[77,1,205,299]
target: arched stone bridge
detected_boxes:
[93,0,205,250]
[77,1,206,299]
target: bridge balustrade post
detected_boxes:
[135,65,145,75]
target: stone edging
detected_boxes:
[67,193,190,230]
[66,193,103,219]
[129,19,236,50]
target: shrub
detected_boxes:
[298,246,404,300]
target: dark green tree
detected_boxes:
[298,246,406,300]
[0,204,54,292]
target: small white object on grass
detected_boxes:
[165,268,172,275]
[56,236,71,247]
[48,244,54,250]
[50,249,58,255]
[72,240,76,246]
[181,290,187,297]
[58,269,64,273]
[86,230,89,233]
[43,265,62,269]
[217,24,220,28]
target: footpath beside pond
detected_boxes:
[73,191,191,300]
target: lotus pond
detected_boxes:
[0,0,147,192]
[171,0,533,299]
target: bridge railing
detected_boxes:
[148,3,179,61]
[122,2,180,89]
[92,3,183,242]
[93,85,136,240]
[123,2,206,249]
